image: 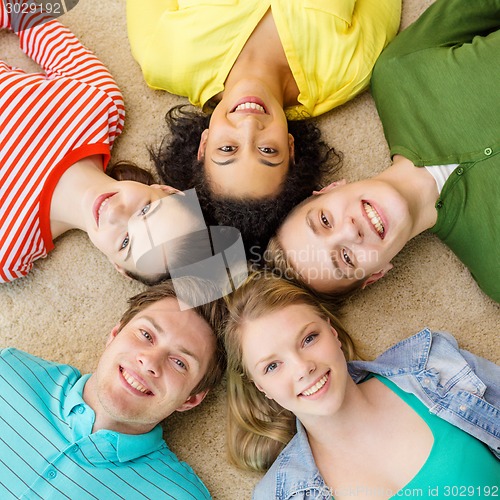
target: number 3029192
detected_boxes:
[443,486,499,497]
[5,2,62,14]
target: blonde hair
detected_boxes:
[223,271,356,472]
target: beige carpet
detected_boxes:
[1,1,498,498]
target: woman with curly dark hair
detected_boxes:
[128,1,401,255]
[150,106,342,261]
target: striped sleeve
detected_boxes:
[0,1,125,144]
[0,5,126,283]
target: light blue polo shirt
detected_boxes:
[0,348,211,499]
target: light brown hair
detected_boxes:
[223,271,356,472]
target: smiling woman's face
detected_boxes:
[85,185,205,279]
[198,82,294,199]
[241,303,349,422]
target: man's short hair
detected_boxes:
[118,278,227,395]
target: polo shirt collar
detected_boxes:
[62,373,166,463]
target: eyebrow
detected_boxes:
[253,322,314,370]
[210,157,284,167]
[143,315,201,369]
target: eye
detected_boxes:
[342,249,354,267]
[120,234,129,250]
[139,203,151,216]
[320,211,331,228]
[141,330,153,343]
[172,358,187,370]
[303,333,318,346]
[218,145,236,153]
[258,147,277,155]
[264,362,278,374]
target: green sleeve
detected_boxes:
[371,0,500,165]
[382,0,500,57]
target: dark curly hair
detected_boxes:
[151,105,341,262]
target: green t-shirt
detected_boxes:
[371,0,500,302]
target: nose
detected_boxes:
[294,355,316,381]
[137,351,161,377]
[232,113,265,132]
[334,216,362,243]
[106,200,127,226]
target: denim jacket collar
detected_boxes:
[348,327,433,382]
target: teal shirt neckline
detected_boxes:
[63,373,165,463]
[373,375,499,498]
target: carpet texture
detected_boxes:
[1,1,498,498]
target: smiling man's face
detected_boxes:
[277,179,414,292]
[86,297,215,434]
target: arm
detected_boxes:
[1,1,124,143]
[382,0,500,57]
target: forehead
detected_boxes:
[133,297,214,347]
[241,304,323,360]
[279,221,355,294]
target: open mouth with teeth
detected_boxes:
[363,201,385,239]
[300,371,330,397]
[120,367,153,395]
[93,193,116,226]
[231,98,267,114]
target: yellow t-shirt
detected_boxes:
[127,0,401,119]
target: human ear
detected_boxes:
[361,263,394,289]
[312,179,347,196]
[176,390,209,412]
[197,129,209,161]
[113,263,132,279]
[151,184,185,196]
[326,319,342,346]
[105,323,121,346]
[288,134,295,162]
[254,382,273,400]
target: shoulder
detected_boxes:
[253,423,325,499]
[0,348,80,382]
[348,329,473,380]
[146,446,211,500]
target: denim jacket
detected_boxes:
[253,329,500,500]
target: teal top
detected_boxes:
[0,348,211,500]
[371,0,500,302]
[374,375,500,498]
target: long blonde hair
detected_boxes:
[223,271,356,472]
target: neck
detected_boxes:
[50,155,110,238]
[377,156,439,238]
[220,10,299,107]
[303,378,371,450]
[303,378,385,470]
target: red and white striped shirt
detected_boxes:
[0,8,125,283]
